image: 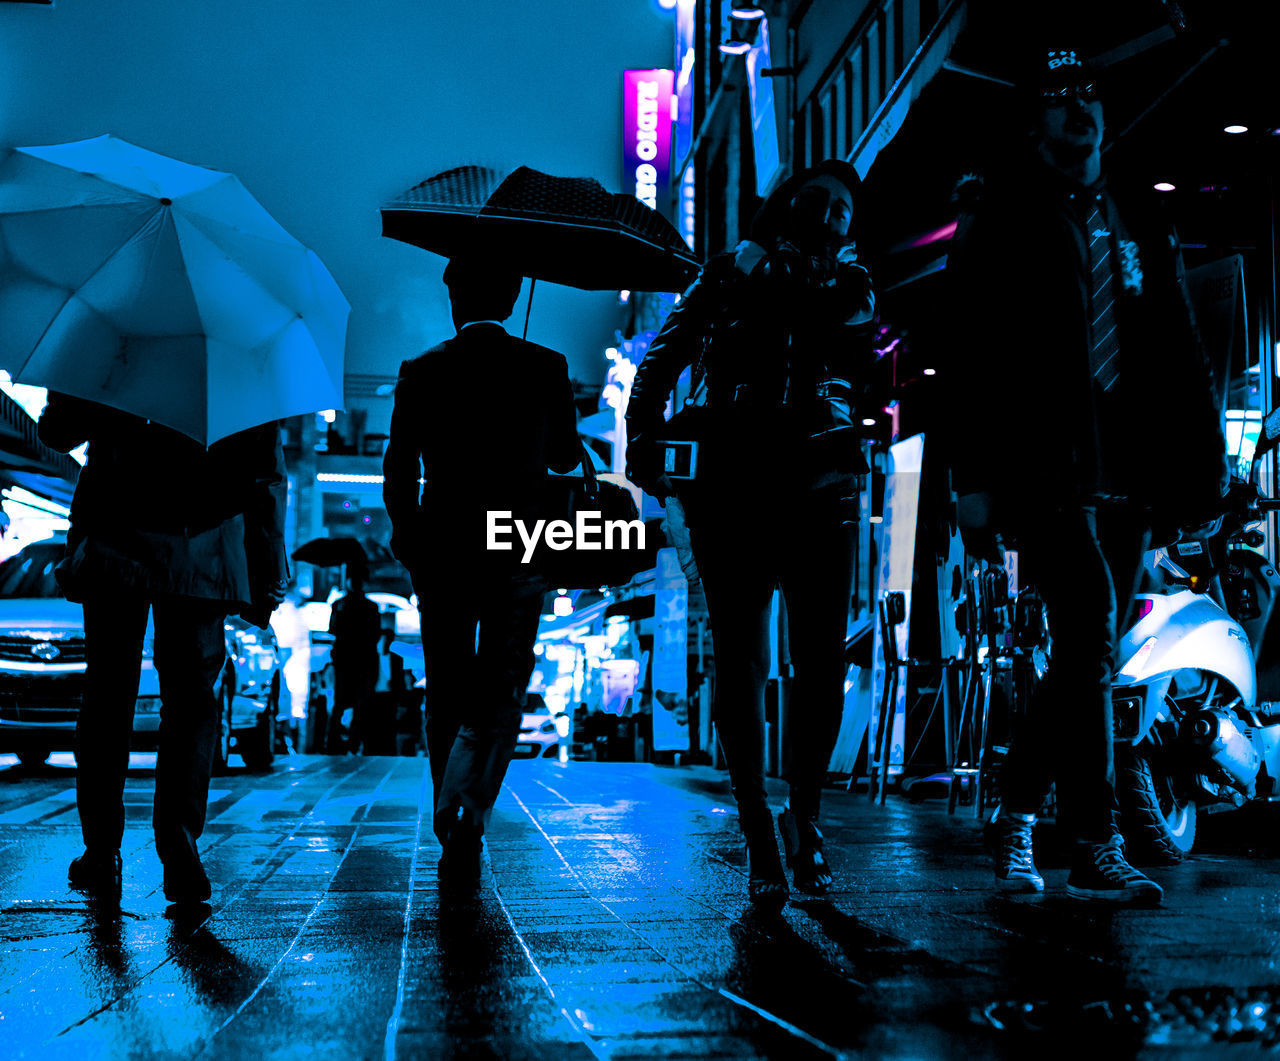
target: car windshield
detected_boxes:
[0,543,66,599]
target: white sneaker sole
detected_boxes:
[995,875,1044,893]
[1065,883,1162,904]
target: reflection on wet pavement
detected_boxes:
[3,753,1280,1058]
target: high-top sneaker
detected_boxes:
[990,810,1044,893]
[1066,835,1163,904]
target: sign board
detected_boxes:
[651,546,690,751]
[868,434,925,775]
[623,69,675,217]
[744,20,782,196]
[674,0,696,167]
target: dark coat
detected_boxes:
[382,322,581,573]
[37,393,289,607]
[329,590,382,668]
[944,156,1227,526]
[626,241,876,494]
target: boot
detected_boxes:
[68,849,122,899]
[990,810,1044,893]
[1066,834,1162,904]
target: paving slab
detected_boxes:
[2,752,1279,1058]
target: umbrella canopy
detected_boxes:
[381,165,700,293]
[0,135,349,446]
[292,535,368,569]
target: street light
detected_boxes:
[720,4,764,55]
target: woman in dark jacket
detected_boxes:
[39,393,288,903]
[626,160,874,906]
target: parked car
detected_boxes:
[515,694,562,759]
[0,536,284,770]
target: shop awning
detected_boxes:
[851,0,968,179]
[0,388,80,505]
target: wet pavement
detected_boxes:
[2,754,1279,1059]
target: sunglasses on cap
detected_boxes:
[1041,81,1098,103]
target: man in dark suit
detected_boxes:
[38,396,288,903]
[383,254,580,883]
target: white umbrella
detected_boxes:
[0,135,347,445]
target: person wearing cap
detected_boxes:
[383,254,581,888]
[627,160,875,907]
[946,49,1227,903]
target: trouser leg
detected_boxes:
[418,596,479,840]
[779,494,856,820]
[77,597,149,852]
[1000,507,1118,842]
[691,521,777,812]
[150,599,228,862]
[436,576,543,831]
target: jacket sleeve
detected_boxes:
[382,360,424,535]
[242,422,289,588]
[625,273,711,441]
[548,352,583,474]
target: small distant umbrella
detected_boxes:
[292,536,368,569]
[381,165,700,293]
[0,135,348,446]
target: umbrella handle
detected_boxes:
[523,276,536,340]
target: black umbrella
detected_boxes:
[381,165,700,294]
[291,536,369,569]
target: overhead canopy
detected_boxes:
[851,0,968,179]
[0,387,79,506]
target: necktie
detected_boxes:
[1086,202,1120,392]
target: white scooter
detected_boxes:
[1112,409,1280,860]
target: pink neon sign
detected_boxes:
[623,69,674,216]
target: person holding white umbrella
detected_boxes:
[40,395,288,903]
[0,135,349,902]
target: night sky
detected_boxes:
[0,0,675,415]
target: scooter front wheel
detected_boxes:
[1116,743,1197,862]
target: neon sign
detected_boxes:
[623,69,674,215]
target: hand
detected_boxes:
[961,526,1005,567]
[263,579,288,607]
[389,534,417,571]
[956,492,994,530]
[770,240,835,284]
[957,493,1005,565]
[626,437,666,497]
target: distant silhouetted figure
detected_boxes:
[39,393,287,904]
[627,160,874,907]
[383,253,579,886]
[326,564,381,754]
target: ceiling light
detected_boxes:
[1224,124,1248,134]
[1153,182,1176,192]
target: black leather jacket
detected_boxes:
[626,240,875,490]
